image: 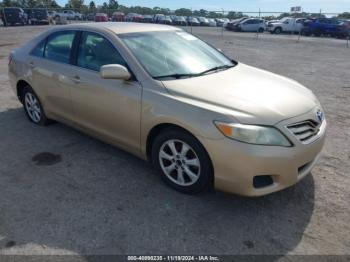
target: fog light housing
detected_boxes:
[253,175,274,189]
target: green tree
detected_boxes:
[67,0,83,9]
[153,6,161,13]
[108,0,117,10]
[27,0,36,7]
[89,0,95,11]
[2,0,12,7]
[208,11,223,18]
[175,8,192,16]
[337,12,350,19]
[227,11,244,19]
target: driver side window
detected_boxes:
[77,31,126,72]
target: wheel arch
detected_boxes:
[145,123,212,165]
[16,79,31,104]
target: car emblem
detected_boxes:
[316,109,324,123]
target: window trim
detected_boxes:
[29,29,78,66]
[44,30,78,65]
[29,38,46,58]
[72,30,138,81]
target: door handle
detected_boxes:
[29,61,35,68]
[72,75,81,84]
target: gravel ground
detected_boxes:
[0,25,349,258]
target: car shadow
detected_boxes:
[0,107,315,257]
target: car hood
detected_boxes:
[162,63,319,125]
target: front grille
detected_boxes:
[287,120,321,144]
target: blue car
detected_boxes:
[302,18,341,37]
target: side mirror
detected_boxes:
[100,64,131,80]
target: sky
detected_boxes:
[58,0,349,14]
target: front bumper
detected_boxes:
[201,109,327,196]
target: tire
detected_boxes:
[274,27,282,34]
[151,128,213,194]
[258,27,264,33]
[314,29,322,37]
[22,86,50,126]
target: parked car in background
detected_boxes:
[51,10,68,23]
[141,15,153,23]
[302,18,340,37]
[125,13,142,22]
[336,20,350,38]
[236,18,265,32]
[198,17,210,26]
[187,17,200,26]
[86,13,95,21]
[159,15,172,25]
[0,7,27,26]
[266,19,279,27]
[24,8,49,25]
[47,10,56,23]
[215,18,225,27]
[208,18,217,27]
[153,14,165,23]
[225,17,248,31]
[268,17,305,34]
[222,18,230,28]
[112,12,124,22]
[63,10,82,20]
[172,16,187,26]
[95,13,108,22]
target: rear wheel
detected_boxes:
[152,128,213,194]
[258,27,264,33]
[22,86,50,126]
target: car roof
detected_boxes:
[62,22,180,34]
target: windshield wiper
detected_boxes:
[153,64,235,80]
[153,73,198,80]
[197,64,235,76]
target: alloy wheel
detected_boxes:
[24,92,41,123]
[158,139,201,186]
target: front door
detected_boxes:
[68,31,142,153]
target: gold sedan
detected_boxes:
[8,23,326,196]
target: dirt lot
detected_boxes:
[0,24,349,257]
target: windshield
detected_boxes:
[120,31,235,79]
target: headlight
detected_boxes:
[214,121,292,147]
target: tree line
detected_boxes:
[1,0,349,19]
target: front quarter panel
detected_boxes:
[140,79,234,156]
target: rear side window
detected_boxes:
[44,31,75,64]
[31,39,45,57]
[77,32,126,72]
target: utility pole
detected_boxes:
[221,8,224,38]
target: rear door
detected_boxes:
[245,19,258,31]
[68,31,142,153]
[28,30,77,121]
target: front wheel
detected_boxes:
[23,86,50,125]
[152,128,213,194]
[274,27,282,34]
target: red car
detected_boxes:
[94,13,108,22]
